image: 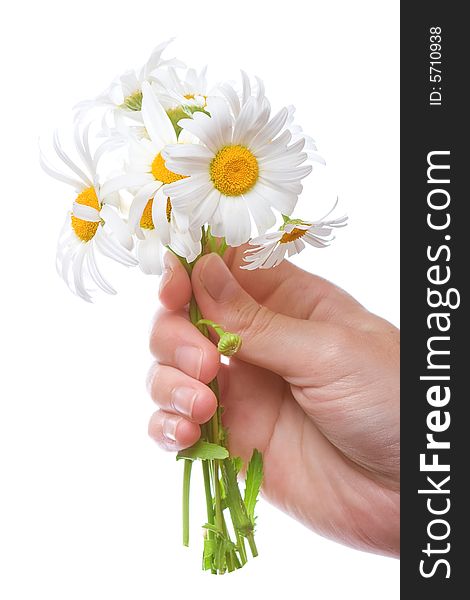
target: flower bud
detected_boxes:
[217,332,242,357]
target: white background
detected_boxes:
[0,1,399,598]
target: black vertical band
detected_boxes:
[401,2,468,595]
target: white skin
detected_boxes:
[147,248,400,557]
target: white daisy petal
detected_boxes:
[255,76,265,103]
[176,128,200,145]
[73,244,92,303]
[292,239,306,255]
[270,244,288,267]
[86,245,117,295]
[243,189,276,235]
[100,204,134,250]
[169,228,202,262]
[72,202,101,222]
[255,130,292,158]
[255,180,299,214]
[217,196,251,246]
[128,180,162,234]
[142,38,181,79]
[219,82,241,118]
[165,175,213,212]
[53,130,92,187]
[241,70,251,105]
[137,230,164,275]
[205,96,233,147]
[261,164,312,183]
[249,107,288,153]
[189,187,219,226]
[120,70,140,97]
[94,227,137,267]
[100,173,154,198]
[152,192,171,246]
[177,113,220,153]
[232,98,257,145]
[73,122,95,175]
[39,151,85,191]
[162,143,212,175]
[141,81,176,146]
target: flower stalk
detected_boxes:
[176,239,261,574]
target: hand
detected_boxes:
[147,248,400,557]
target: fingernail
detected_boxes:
[199,254,237,302]
[171,387,197,418]
[163,416,178,442]
[159,253,175,295]
[175,346,203,379]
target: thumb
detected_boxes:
[192,253,343,381]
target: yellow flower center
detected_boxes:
[139,197,173,230]
[210,145,259,196]
[123,90,143,111]
[166,198,172,222]
[140,199,155,230]
[71,187,101,242]
[184,93,196,100]
[280,228,307,244]
[151,152,186,184]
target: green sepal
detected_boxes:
[167,104,209,138]
[176,440,229,461]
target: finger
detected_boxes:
[148,409,200,451]
[158,251,192,311]
[150,309,220,384]
[225,246,368,325]
[148,363,217,424]
[192,253,350,380]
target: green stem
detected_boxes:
[202,460,214,527]
[212,461,224,532]
[247,533,258,558]
[236,531,248,565]
[182,460,192,547]
[176,245,258,573]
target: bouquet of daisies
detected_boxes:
[41,39,346,574]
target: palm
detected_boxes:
[217,249,400,556]
[152,248,400,556]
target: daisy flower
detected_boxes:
[162,93,312,247]
[100,81,201,274]
[154,66,210,110]
[40,125,137,302]
[242,202,348,270]
[75,39,184,121]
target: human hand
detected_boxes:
[147,249,400,557]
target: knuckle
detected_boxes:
[236,303,277,342]
[322,326,356,364]
[147,411,162,440]
[148,308,167,355]
[146,363,163,398]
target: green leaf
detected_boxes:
[244,449,263,523]
[214,537,227,572]
[176,440,229,461]
[202,523,223,537]
[232,456,243,475]
[202,538,215,571]
[221,459,253,536]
